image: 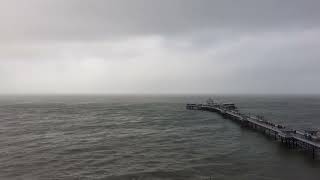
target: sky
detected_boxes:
[0,0,320,94]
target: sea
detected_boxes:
[0,95,320,180]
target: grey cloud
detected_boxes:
[0,0,320,42]
[0,0,320,94]
[1,29,320,94]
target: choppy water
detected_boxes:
[0,95,320,180]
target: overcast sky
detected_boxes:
[0,0,320,94]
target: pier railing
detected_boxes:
[186,102,320,159]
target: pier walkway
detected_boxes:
[186,102,320,159]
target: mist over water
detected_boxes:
[0,95,320,179]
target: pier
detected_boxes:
[186,99,320,159]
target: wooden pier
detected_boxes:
[186,100,320,159]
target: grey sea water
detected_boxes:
[0,95,320,180]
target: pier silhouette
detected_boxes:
[186,99,320,159]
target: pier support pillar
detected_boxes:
[312,147,315,160]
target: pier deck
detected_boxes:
[186,102,320,159]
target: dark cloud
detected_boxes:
[1,0,320,42]
[0,0,319,94]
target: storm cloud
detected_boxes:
[0,0,320,94]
